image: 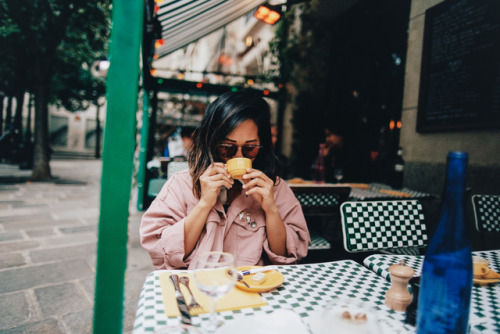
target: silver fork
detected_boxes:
[228,269,250,288]
[179,276,203,311]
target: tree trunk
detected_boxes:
[1,97,15,161]
[0,94,4,136]
[31,83,52,180]
[31,43,56,180]
[6,97,13,126]
[14,92,24,136]
[26,94,33,142]
[8,92,26,163]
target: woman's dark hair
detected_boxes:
[188,91,278,198]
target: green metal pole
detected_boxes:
[93,0,143,332]
[136,90,150,211]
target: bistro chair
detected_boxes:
[340,200,428,255]
[148,178,167,198]
[167,161,189,178]
[472,194,500,232]
[290,185,351,251]
[147,161,189,199]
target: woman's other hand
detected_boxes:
[243,167,286,256]
[242,168,276,212]
[199,162,234,207]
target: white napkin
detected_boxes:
[218,310,308,334]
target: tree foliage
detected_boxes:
[0,0,111,179]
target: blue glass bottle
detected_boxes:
[416,151,472,334]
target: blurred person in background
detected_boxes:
[322,124,371,183]
[180,126,196,159]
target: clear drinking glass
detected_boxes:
[334,168,344,183]
[192,251,237,332]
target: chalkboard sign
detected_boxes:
[417,0,500,132]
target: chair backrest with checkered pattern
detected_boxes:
[340,200,428,253]
[472,194,500,232]
[290,186,351,215]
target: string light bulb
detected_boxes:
[154,39,165,49]
[254,5,281,25]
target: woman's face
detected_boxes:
[219,119,260,163]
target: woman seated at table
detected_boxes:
[140,91,310,270]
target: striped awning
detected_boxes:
[154,0,268,58]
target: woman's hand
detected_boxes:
[243,168,286,256]
[184,163,232,257]
[242,168,276,213]
[199,162,234,208]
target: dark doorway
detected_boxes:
[287,0,411,182]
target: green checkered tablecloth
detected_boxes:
[363,250,500,333]
[132,260,414,333]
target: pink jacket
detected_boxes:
[140,170,310,269]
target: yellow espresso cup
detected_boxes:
[473,256,490,277]
[226,158,252,179]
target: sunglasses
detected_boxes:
[217,143,262,159]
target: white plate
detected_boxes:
[218,309,308,334]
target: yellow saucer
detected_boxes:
[473,277,500,286]
[235,266,284,292]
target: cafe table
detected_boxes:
[363,249,500,333]
[347,183,434,201]
[288,181,434,202]
[132,260,419,333]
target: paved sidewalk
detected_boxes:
[0,159,154,333]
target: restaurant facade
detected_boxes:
[399,0,500,250]
[90,0,500,332]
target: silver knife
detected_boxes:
[170,274,192,325]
